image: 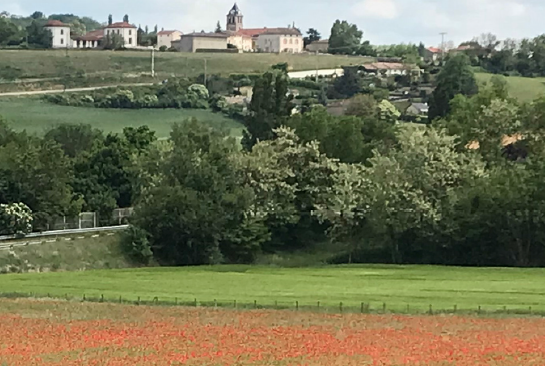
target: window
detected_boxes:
[117,29,120,34]
[295,39,299,44]
[107,30,110,35]
[129,38,132,45]
[283,39,287,45]
[60,29,64,35]
[61,38,64,45]
[289,39,293,44]
[129,30,132,36]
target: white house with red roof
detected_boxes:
[44,20,71,48]
[73,19,137,49]
[157,30,183,49]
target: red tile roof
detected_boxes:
[363,62,410,71]
[427,47,442,53]
[44,20,69,27]
[74,29,104,41]
[236,28,268,37]
[157,30,181,36]
[105,22,136,29]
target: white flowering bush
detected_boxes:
[0,203,33,236]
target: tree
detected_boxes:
[26,20,52,48]
[30,11,44,20]
[0,18,21,45]
[215,21,222,33]
[345,94,378,118]
[303,28,321,47]
[242,70,294,150]
[328,20,363,55]
[103,33,125,50]
[331,67,362,98]
[123,14,129,23]
[44,124,103,158]
[428,54,478,121]
[108,14,113,25]
[132,120,268,265]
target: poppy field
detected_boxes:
[1,299,545,365]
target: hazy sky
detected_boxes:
[3,0,544,46]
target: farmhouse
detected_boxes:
[406,102,429,116]
[172,32,229,53]
[306,39,329,53]
[362,62,415,76]
[424,47,442,62]
[157,30,183,49]
[44,20,71,48]
[73,20,137,49]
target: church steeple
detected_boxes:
[226,3,243,32]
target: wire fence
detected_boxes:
[1,292,543,317]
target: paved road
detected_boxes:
[0,83,154,98]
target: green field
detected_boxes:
[1,265,545,313]
[476,73,545,102]
[0,50,368,80]
[0,97,243,138]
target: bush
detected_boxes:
[289,78,322,90]
[121,226,153,265]
[188,84,210,100]
[159,46,168,52]
[0,203,33,236]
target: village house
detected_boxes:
[157,30,183,49]
[43,20,71,48]
[73,20,137,49]
[362,62,417,76]
[257,28,303,53]
[172,32,228,53]
[223,3,303,53]
[424,47,442,62]
[406,102,429,116]
[306,39,329,53]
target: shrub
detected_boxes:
[159,45,168,52]
[121,226,153,265]
[188,84,210,100]
[0,203,33,237]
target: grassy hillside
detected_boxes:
[2,265,545,312]
[0,50,369,80]
[0,233,132,273]
[0,97,243,138]
[476,73,545,102]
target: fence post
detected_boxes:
[478,305,481,314]
[274,300,277,309]
[296,301,299,311]
[339,302,343,313]
[78,214,82,230]
[94,212,97,228]
[214,299,217,309]
[429,304,433,315]
[317,301,320,311]
[382,303,386,313]
[234,300,237,309]
[361,302,364,314]
[83,294,86,302]
[454,305,457,313]
[194,298,197,307]
[100,294,104,303]
[254,300,257,309]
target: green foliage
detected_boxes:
[303,28,321,48]
[0,18,22,45]
[242,70,294,150]
[328,20,363,55]
[26,20,52,48]
[0,203,33,236]
[345,94,378,118]
[121,226,153,264]
[44,124,104,158]
[103,33,125,50]
[331,67,362,98]
[428,54,479,121]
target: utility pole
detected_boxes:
[151,47,155,77]
[440,32,447,61]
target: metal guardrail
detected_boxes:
[0,225,129,250]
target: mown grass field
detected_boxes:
[1,265,545,313]
[476,72,545,102]
[2,299,545,365]
[0,97,243,138]
[0,50,368,79]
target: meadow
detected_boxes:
[1,265,545,313]
[476,72,545,102]
[0,97,243,138]
[1,299,545,365]
[0,50,367,80]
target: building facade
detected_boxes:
[157,30,183,49]
[104,22,138,48]
[172,32,228,53]
[226,32,253,51]
[256,29,303,53]
[44,20,71,48]
[306,39,329,53]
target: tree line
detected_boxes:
[4,57,545,267]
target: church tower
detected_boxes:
[226,3,243,32]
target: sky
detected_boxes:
[3,0,545,46]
